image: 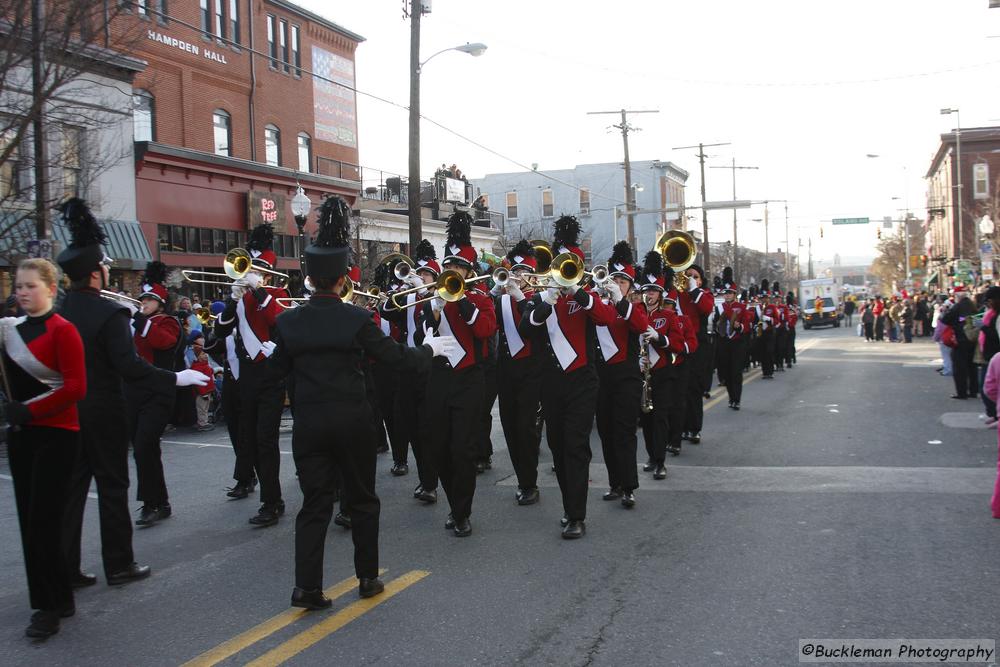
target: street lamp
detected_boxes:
[940,107,963,258]
[408,38,487,250]
[291,185,311,289]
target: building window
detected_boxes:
[213,229,227,254]
[158,225,170,252]
[213,109,231,156]
[974,163,989,200]
[0,127,24,200]
[506,192,518,220]
[136,0,147,17]
[579,188,590,215]
[200,229,213,253]
[279,19,289,72]
[133,90,154,142]
[200,0,210,34]
[213,0,225,39]
[172,225,186,252]
[61,126,82,199]
[290,25,301,75]
[264,124,281,166]
[228,0,239,45]
[542,189,554,218]
[187,227,199,253]
[226,230,238,250]
[266,15,277,67]
[297,132,311,172]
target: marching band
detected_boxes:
[3,198,801,635]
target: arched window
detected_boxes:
[213,109,231,156]
[133,89,155,142]
[264,124,281,166]
[297,132,311,172]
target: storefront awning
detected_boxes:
[928,273,939,286]
[0,214,152,269]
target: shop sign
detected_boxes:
[247,191,287,230]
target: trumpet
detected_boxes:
[182,248,289,288]
[100,290,141,307]
[195,306,216,324]
[389,270,477,310]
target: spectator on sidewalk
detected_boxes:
[933,298,953,376]
[844,296,856,327]
[914,295,928,336]
[901,298,914,343]
[874,297,886,341]
[190,349,216,432]
[942,287,978,399]
[978,287,1000,426]
[979,348,1000,518]
[861,298,875,341]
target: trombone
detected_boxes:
[275,281,383,309]
[100,290,141,307]
[182,248,289,288]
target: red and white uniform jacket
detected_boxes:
[678,287,715,339]
[422,287,497,372]
[718,300,756,340]
[595,297,649,367]
[495,289,536,362]
[522,287,618,373]
[761,303,782,332]
[1,311,86,431]
[786,307,798,329]
[381,290,426,348]
[646,308,698,371]
[132,312,180,369]
[217,285,288,363]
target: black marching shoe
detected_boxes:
[249,501,285,527]
[333,511,352,530]
[666,444,681,456]
[642,459,655,472]
[25,610,60,639]
[560,515,569,527]
[561,520,586,539]
[653,464,667,480]
[359,578,385,599]
[107,562,151,586]
[444,514,456,530]
[516,487,539,505]
[681,431,691,442]
[291,587,332,610]
[226,481,254,499]
[59,601,75,618]
[602,488,623,501]
[70,571,97,589]
[453,517,472,537]
[689,432,701,444]
[390,462,409,476]
[621,491,636,508]
[413,484,423,499]
[703,391,712,399]
[136,503,172,527]
[415,487,437,504]
[729,402,740,411]
[475,460,486,474]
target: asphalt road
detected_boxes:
[0,325,997,666]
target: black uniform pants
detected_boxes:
[596,362,641,492]
[684,342,711,434]
[952,340,979,398]
[784,328,796,366]
[235,362,284,505]
[64,406,135,577]
[541,365,598,522]
[478,359,498,462]
[774,329,786,369]
[372,363,399,455]
[717,337,749,404]
[292,403,380,588]
[127,387,174,506]
[221,371,244,482]
[363,363,386,451]
[392,368,436,490]
[497,355,542,490]
[760,329,776,376]
[426,365,484,521]
[641,364,689,463]
[701,334,716,393]
[10,426,78,612]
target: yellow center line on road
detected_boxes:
[704,337,822,412]
[181,569,386,667]
[244,570,430,667]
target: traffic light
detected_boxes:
[877,228,882,240]
[820,226,824,239]
[920,254,928,267]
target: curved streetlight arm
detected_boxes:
[417,43,487,73]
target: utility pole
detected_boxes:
[672,141,730,274]
[807,237,814,279]
[784,202,790,278]
[587,109,658,250]
[406,0,426,251]
[710,158,758,283]
[31,0,49,246]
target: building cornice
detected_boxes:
[263,1,365,43]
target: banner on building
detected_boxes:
[312,46,358,148]
[247,191,287,232]
[444,177,466,203]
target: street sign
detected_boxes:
[702,200,752,211]
[26,240,53,259]
[831,217,869,225]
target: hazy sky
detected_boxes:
[302,0,1000,264]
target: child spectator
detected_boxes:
[191,349,216,431]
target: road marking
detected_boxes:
[180,569,386,667]
[244,570,430,667]
[0,474,98,499]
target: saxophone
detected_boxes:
[640,341,654,414]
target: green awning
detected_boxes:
[0,214,152,269]
[928,273,939,286]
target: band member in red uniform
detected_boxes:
[368,262,399,456]
[679,263,715,445]
[521,216,617,539]
[595,241,647,508]
[3,258,86,638]
[215,222,288,526]
[715,268,755,410]
[784,291,798,368]
[128,262,181,526]
[422,212,497,537]
[758,279,778,379]
[381,239,439,503]
[771,282,787,373]
[492,240,542,505]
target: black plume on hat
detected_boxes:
[372,261,392,290]
[713,275,723,290]
[304,196,352,282]
[313,196,351,249]
[786,291,796,306]
[59,197,106,248]
[445,211,473,248]
[740,288,748,301]
[749,284,758,298]
[608,241,633,267]
[760,278,770,295]
[773,281,781,295]
[642,250,663,279]
[553,215,581,249]
[246,222,274,251]
[722,266,734,285]
[143,261,168,286]
[507,239,535,263]
[414,239,437,262]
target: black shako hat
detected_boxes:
[56,198,107,281]
[304,196,352,281]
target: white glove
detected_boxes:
[424,333,458,358]
[642,326,660,344]
[431,296,446,313]
[260,340,277,358]
[490,282,503,297]
[543,287,560,305]
[507,283,525,302]
[175,369,210,387]
[405,273,424,289]
[688,276,698,292]
[243,272,263,289]
[606,281,623,304]
[124,301,139,317]
[231,283,246,301]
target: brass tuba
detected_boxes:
[655,230,697,292]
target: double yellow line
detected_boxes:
[182,570,428,667]
[703,337,820,412]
